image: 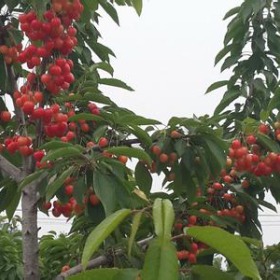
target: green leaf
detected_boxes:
[135,162,152,195]
[99,78,134,91]
[215,44,237,65]
[90,62,114,76]
[40,141,72,150]
[0,56,7,91]
[93,172,117,215]
[69,113,105,122]
[68,269,119,280]
[141,238,179,280]
[206,80,228,94]
[223,6,241,20]
[99,0,119,25]
[256,133,280,153]
[6,190,21,221]
[128,211,142,258]
[132,0,142,16]
[117,114,161,125]
[81,209,131,270]
[186,226,261,280]
[192,265,235,280]
[113,269,139,280]
[46,166,76,200]
[128,124,153,147]
[106,147,152,166]
[214,89,240,115]
[84,92,113,105]
[268,89,280,112]
[18,170,46,192]
[42,147,81,162]
[152,199,175,240]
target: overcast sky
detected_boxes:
[30,0,280,245]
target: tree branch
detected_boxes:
[0,154,24,183]
[55,236,153,279]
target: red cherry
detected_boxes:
[159,153,168,163]
[176,250,189,260]
[1,111,11,122]
[152,145,161,155]
[259,124,269,134]
[66,131,75,141]
[49,65,62,76]
[22,101,34,115]
[89,194,100,206]
[52,208,61,217]
[42,201,51,210]
[231,139,242,149]
[41,74,51,85]
[50,17,61,28]
[213,182,223,190]
[34,150,45,162]
[188,215,197,225]
[118,155,128,164]
[188,253,197,264]
[99,137,108,148]
[190,243,198,254]
[65,184,74,195]
[246,134,257,145]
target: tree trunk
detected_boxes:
[21,155,40,280]
[22,181,40,280]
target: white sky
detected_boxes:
[15,0,280,245]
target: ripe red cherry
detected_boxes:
[231,139,242,149]
[49,65,62,76]
[52,208,61,217]
[34,91,43,102]
[22,101,34,115]
[152,145,161,155]
[118,155,128,164]
[1,111,11,122]
[65,184,74,195]
[41,74,51,84]
[213,182,223,190]
[159,153,168,163]
[50,17,61,28]
[176,250,189,260]
[66,131,75,141]
[89,194,100,206]
[34,150,45,162]
[246,134,257,145]
[99,137,108,148]
[42,201,51,210]
[259,124,269,134]
[188,253,197,264]
[190,243,198,254]
[18,146,30,156]
[188,215,197,225]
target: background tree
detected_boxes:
[0,0,280,279]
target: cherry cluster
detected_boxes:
[4,135,34,156]
[42,179,100,218]
[0,44,22,64]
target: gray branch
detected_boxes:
[0,154,24,183]
[55,236,153,280]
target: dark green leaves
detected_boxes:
[214,89,240,115]
[46,167,76,200]
[42,147,82,162]
[206,80,228,94]
[186,226,261,280]
[81,209,131,270]
[99,78,134,91]
[99,0,120,25]
[135,162,152,195]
